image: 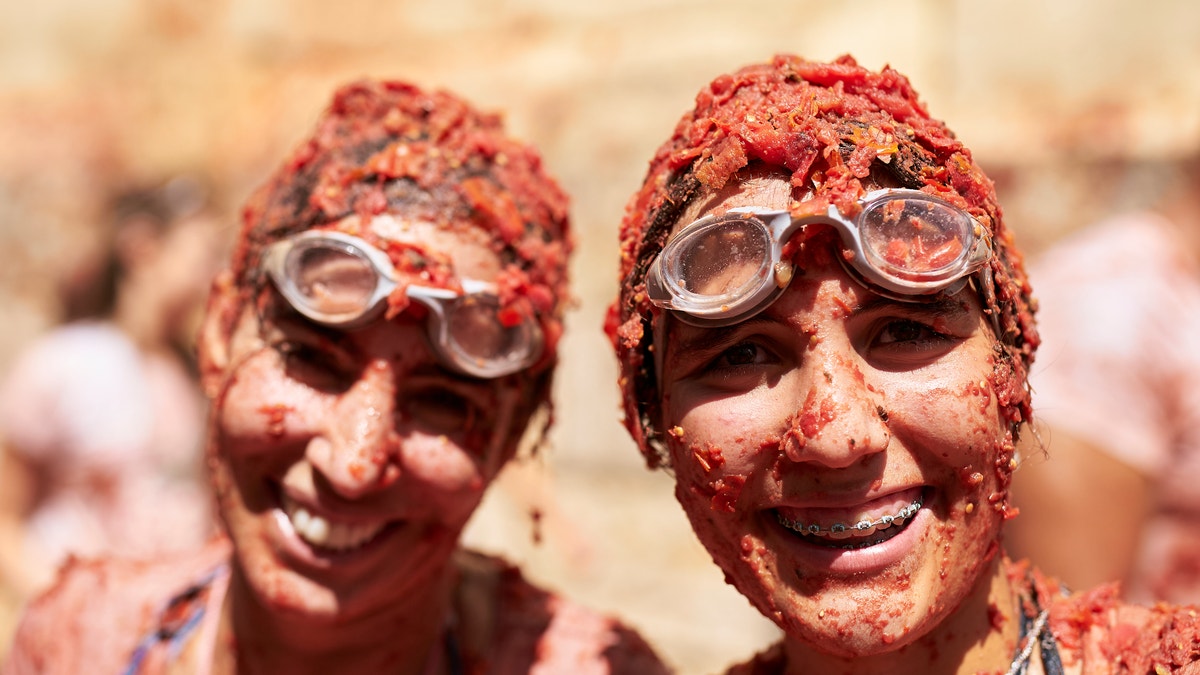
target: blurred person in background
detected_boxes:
[2,79,669,675]
[0,175,222,595]
[1009,155,1200,606]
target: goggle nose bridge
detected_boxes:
[727,204,865,264]
[730,205,894,294]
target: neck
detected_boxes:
[211,563,459,675]
[780,554,1021,675]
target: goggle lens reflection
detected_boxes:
[859,197,970,280]
[675,220,771,296]
[286,241,380,318]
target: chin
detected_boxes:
[726,541,967,658]
[776,593,942,658]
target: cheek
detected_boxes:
[214,350,328,445]
[667,412,787,524]
[885,367,1002,464]
[402,435,490,496]
[401,387,526,509]
[885,368,1019,523]
[667,441,750,567]
[668,387,793,471]
[669,437,745,518]
[666,384,804,520]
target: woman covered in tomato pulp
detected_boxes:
[608,54,1200,674]
[4,79,669,675]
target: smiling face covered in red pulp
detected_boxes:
[608,55,1039,664]
[197,80,570,626]
[656,175,1012,656]
[204,216,536,623]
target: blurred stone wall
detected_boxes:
[1,1,1198,671]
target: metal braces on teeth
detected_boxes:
[777,498,923,540]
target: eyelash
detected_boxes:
[871,318,955,351]
[690,338,783,385]
[713,341,772,369]
[696,318,954,374]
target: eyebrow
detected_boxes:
[667,315,777,356]
[850,294,974,320]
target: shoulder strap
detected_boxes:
[1010,572,1065,675]
[121,565,226,675]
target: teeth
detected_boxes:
[777,497,924,540]
[281,495,387,551]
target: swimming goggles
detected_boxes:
[645,189,993,327]
[262,230,543,379]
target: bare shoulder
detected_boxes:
[455,550,671,675]
[2,539,229,675]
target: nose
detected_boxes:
[781,350,890,469]
[307,359,400,498]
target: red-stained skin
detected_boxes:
[257,403,295,439]
[657,176,1012,669]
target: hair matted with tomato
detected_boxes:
[229,80,573,362]
[607,54,1038,468]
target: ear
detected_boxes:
[196,270,241,400]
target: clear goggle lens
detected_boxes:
[858,195,973,281]
[646,189,991,326]
[284,238,383,320]
[438,294,542,376]
[263,231,542,378]
[673,218,772,297]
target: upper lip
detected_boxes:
[769,485,925,513]
[277,485,404,525]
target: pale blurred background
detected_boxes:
[1,1,1199,672]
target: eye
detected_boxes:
[400,386,486,438]
[875,319,943,346]
[867,318,960,367]
[714,341,771,368]
[275,338,358,392]
[685,338,786,394]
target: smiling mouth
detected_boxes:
[775,495,924,550]
[280,494,390,552]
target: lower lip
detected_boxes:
[769,499,930,576]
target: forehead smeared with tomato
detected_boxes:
[221,80,572,359]
[607,54,1038,467]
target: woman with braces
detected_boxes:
[608,54,1200,674]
